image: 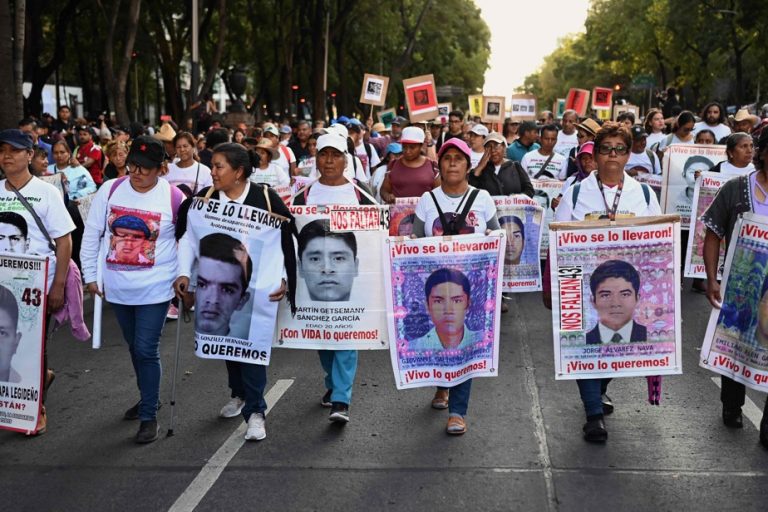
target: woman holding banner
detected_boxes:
[174,143,297,442]
[701,129,768,448]
[82,136,183,444]
[0,129,75,436]
[412,138,500,435]
[553,122,662,443]
[291,134,376,424]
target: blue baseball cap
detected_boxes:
[0,129,33,150]
[335,116,350,125]
[386,142,403,154]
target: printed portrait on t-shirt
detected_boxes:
[0,212,30,254]
[106,206,160,270]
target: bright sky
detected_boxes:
[475,0,590,103]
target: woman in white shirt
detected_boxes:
[643,108,666,148]
[413,138,500,435]
[48,140,97,200]
[165,131,213,196]
[291,134,376,424]
[250,139,291,187]
[173,143,295,442]
[82,136,183,444]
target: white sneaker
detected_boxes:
[244,413,266,441]
[219,397,245,418]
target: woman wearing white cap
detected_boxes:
[380,126,439,203]
[291,134,376,423]
[412,137,500,435]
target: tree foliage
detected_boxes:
[2,0,490,125]
[523,0,766,113]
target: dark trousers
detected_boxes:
[721,375,768,424]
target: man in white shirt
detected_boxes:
[468,123,488,170]
[554,109,579,157]
[349,120,380,179]
[625,126,661,175]
[693,101,732,142]
[520,124,565,180]
[263,123,296,176]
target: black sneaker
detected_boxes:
[723,407,743,428]
[124,401,162,421]
[760,419,768,449]
[135,420,159,444]
[601,394,614,415]
[321,390,332,408]
[329,402,349,423]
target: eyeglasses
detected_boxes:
[128,164,155,176]
[597,144,629,155]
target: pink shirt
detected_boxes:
[388,159,437,199]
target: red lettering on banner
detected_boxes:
[559,278,582,330]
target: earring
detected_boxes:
[235,179,240,184]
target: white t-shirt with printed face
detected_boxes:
[693,121,731,142]
[520,150,566,179]
[415,186,497,236]
[0,178,76,290]
[554,130,579,157]
[80,178,179,305]
[554,171,662,222]
[165,161,213,195]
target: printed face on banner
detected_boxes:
[194,233,259,337]
[0,254,48,433]
[298,221,359,302]
[468,95,483,118]
[360,74,390,106]
[384,233,504,389]
[378,108,396,126]
[495,196,544,292]
[592,87,613,109]
[565,89,590,116]
[186,197,285,366]
[684,172,727,278]
[276,205,388,351]
[389,200,419,236]
[0,213,29,254]
[510,94,537,121]
[554,99,566,119]
[661,144,726,229]
[701,214,768,392]
[106,206,160,270]
[550,219,682,380]
[404,75,438,122]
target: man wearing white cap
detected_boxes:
[468,124,489,170]
[263,123,297,176]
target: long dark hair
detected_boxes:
[212,143,260,179]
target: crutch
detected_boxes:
[166,302,184,437]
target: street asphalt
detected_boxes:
[2,279,767,512]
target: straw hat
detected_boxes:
[153,122,176,142]
[254,139,279,160]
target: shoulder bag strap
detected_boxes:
[429,191,451,234]
[455,188,480,228]
[8,180,56,251]
[534,153,556,179]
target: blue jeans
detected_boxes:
[111,301,170,421]
[438,378,473,416]
[226,360,267,421]
[576,378,611,418]
[318,350,358,405]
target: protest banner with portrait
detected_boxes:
[510,94,537,121]
[359,73,390,107]
[481,95,505,124]
[435,103,452,125]
[39,173,65,199]
[468,95,483,118]
[565,88,590,117]
[494,195,544,292]
[0,253,48,434]
[591,87,613,110]
[76,193,96,223]
[389,197,419,237]
[403,74,439,123]
[184,196,287,365]
[612,103,639,121]
[660,144,726,229]
[701,213,768,392]
[384,232,504,389]
[531,178,563,259]
[684,172,728,278]
[634,173,662,202]
[377,108,396,127]
[549,215,682,380]
[553,98,566,119]
[275,204,389,350]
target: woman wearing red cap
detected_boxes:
[411,137,500,435]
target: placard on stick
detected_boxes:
[554,98,566,119]
[468,94,483,118]
[435,103,451,124]
[565,88,590,117]
[359,73,389,107]
[510,94,537,121]
[377,108,396,127]
[592,87,613,110]
[403,74,439,123]
[613,103,639,121]
[482,95,505,123]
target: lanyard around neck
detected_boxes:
[596,175,624,221]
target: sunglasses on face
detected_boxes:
[597,144,630,155]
